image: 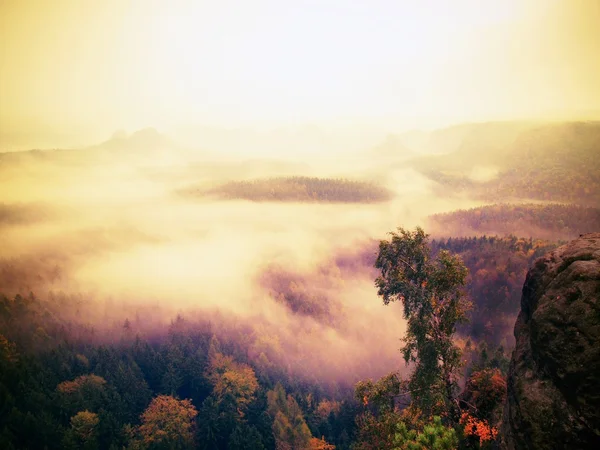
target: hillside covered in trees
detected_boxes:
[1,119,598,449]
[0,293,356,450]
[430,235,558,345]
[428,203,600,240]
[0,230,563,449]
[409,122,600,205]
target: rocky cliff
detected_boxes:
[502,233,600,449]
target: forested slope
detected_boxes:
[411,121,600,205]
[428,203,600,240]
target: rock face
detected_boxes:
[502,233,600,449]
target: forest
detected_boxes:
[1,119,598,449]
[189,177,393,203]
[0,230,558,449]
[427,203,600,240]
[0,291,359,449]
[3,0,600,445]
[410,122,600,205]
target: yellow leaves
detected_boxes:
[0,334,18,363]
[57,374,106,394]
[268,384,314,449]
[137,395,197,448]
[207,351,259,413]
[316,400,341,420]
[75,353,89,368]
[213,367,259,407]
[70,410,99,441]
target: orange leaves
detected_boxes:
[137,395,197,448]
[467,368,507,410]
[309,436,336,449]
[460,412,498,446]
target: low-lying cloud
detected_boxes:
[0,142,486,384]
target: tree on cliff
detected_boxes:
[375,227,470,423]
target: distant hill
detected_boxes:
[0,128,181,167]
[396,121,537,156]
[406,121,600,205]
[369,134,414,159]
[92,127,175,153]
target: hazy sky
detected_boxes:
[1,0,599,136]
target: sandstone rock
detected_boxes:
[502,233,600,449]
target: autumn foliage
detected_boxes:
[136,395,198,449]
[460,413,498,446]
[462,368,507,421]
[206,351,259,415]
[309,436,336,449]
[57,374,106,394]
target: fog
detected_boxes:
[0,130,490,383]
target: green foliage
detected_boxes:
[375,227,470,421]
[195,396,221,450]
[0,291,360,449]
[354,372,404,413]
[393,416,458,450]
[63,410,100,450]
[268,383,313,449]
[461,369,506,423]
[352,409,402,450]
[228,423,265,450]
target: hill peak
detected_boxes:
[99,127,172,151]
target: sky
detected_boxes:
[1,0,600,143]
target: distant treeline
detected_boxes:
[413,122,600,205]
[428,203,600,240]
[431,235,559,345]
[197,177,393,203]
[423,166,600,205]
[263,233,559,349]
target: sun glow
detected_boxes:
[2,0,599,144]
